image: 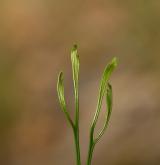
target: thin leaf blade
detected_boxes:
[94,83,113,144]
[106,83,112,122]
[92,57,118,127]
[57,71,74,128]
[57,72,66,112]
[71,44,80,93]
[71,45,80,125]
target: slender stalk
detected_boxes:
[87,143,95,165]
[87,126,95,165]
[71,45,81,165]
[73,90,81,165]
[73,83,81,165]
[87,132,95,165]
[73,127,81,165]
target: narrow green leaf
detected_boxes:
[57,72,66,112]
[71,45,81,164]
[91,57,117,128]
[71,44,80,94]
[94,83,113,144]
[57,71,74,128]
[106,83,112,122]
[71,45,80,125]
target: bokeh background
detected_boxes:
[0,0,160,165]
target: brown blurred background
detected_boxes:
[0,0,160,165]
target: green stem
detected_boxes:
[73,127,81,165]
[73,77,81,165]
[87,128,95,165]
[87,140,95,165]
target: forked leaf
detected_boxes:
[94,83,113,144]
[98,57,117,101]
[92,57,117,127]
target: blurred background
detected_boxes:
[0,0,160,165]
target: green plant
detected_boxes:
[57,45,118,165]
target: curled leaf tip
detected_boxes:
[72,44,78,53]
[73,44,78,49]
[111,57,118,68]
[71,45,79,62]
[107,82,112,91]
[58,71,63,79]
[71,44,79,98]
[57,72,64,87]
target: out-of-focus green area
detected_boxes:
[0,1,160,165]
